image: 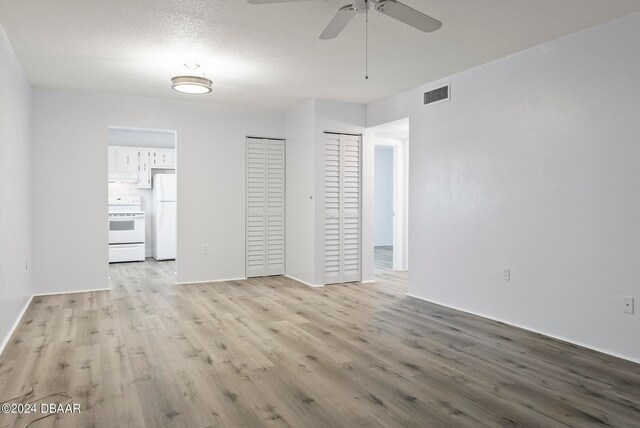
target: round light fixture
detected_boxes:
[171,75,212,94]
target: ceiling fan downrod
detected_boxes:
[247,0,443,80]
[365,0,369,80]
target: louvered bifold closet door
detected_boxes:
[265,140,285,275]
[324,133,361,285]
[246,137,285,278]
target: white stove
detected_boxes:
[108,196,145,263]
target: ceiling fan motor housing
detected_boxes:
[353,0,369,13]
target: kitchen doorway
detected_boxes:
[107,126,178,280]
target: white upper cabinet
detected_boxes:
[137,150,152,188]
[152,149,174,169]
[108,146,175,188]
[116,148,140,172]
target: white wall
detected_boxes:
[374,146,394,246]
[32,90,283,293]
[284,99,316,285]
[367,12,640,362]
[0,25,32,350]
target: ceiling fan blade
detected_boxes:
[375,0,442,33]
[319,5,357,40]
[247,0,316,4]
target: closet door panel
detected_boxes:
[246,138,266,278]
[266,140,285,276]
[341,134,361,283]
[324,134,342,285]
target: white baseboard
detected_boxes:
[407,293,640,365]
[34,287,111,297]
[284,275,324,288]
[179,276,325,287]
[177,277,247,285]
[360,280,376,284]
[0,295,34,357]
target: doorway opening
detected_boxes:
[370,118,409,272]
[107,126,178,280]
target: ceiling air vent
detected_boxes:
[423,84,450,106]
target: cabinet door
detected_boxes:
[108,148,117,172]
[137,150,151,188]
[117,149,139,172]
[152,149,174,169]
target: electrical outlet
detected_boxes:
[502,267,511,281]
[202,244,209,255]
[622,297,634,314]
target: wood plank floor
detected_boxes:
[1,259,639,427]
[374,246,393,270]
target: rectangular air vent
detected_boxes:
[423,84,450,106]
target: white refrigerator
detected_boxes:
[153,174,176,260]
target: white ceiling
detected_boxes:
[1,1,639,110]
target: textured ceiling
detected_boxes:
[1,1,639,109]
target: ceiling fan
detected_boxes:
[247,0,442,40]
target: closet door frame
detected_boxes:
[245,136,286,278]
[323,132,362,285]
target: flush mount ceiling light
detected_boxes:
[171,63,212,94]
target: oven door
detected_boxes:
[108,214,145,244]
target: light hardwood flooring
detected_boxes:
[374,246,393,270]
[1,259,639,427]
